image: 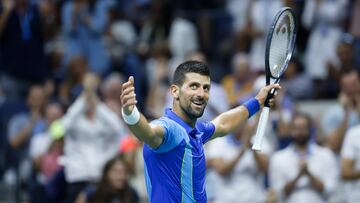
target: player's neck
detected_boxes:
[172,105,197,128]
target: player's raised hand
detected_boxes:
[120,76,137,115]
[255,84,281,107]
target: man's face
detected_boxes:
[341,71,360,99]
[28,86,46,111]
[291,116,311,146]
[175,73,210,119]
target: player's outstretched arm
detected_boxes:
[211,84,280,138]
[120,76,164,148]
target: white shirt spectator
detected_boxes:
[321,104,360,136]
[270,144,338,203]
[206,136,272,203]
[341,125,360,203]
[226,0,252,32]
[60,96,122,183]
[302,0,348,79]
[248,0,283,71]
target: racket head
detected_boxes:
[265,7,297,84]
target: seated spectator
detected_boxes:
[269,113,338,203]
[119,135,147,203]
[60,72,122,203]
[302,0,348,81]
[221,53,256,107]
[59,54,87,107]
[0,0,49,100]
[321,69,360,154]
[61,0,114,76]
[341,123,360,203]
[282,58,314,100]
[75,155,139,203]
[206,122,271,203]
[28,102,64,203]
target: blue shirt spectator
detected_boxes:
[61,0,114,76]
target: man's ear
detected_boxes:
[170,84,180,100]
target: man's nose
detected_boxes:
[196,88,207,98]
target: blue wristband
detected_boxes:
[243,98,260,118]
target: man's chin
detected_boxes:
[192,109,205,118]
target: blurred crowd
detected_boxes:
[0,0,360,203]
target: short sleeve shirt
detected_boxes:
[143,108,215,203]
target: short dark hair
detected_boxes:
[172,60,210,86]
[292,112,313,129]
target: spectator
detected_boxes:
[145,43,171,118]
[119,135,147,203]
[269,113,338,203]
[302,0,348,81]
[60,73,122,203]
[321,69,360,154]
[61,0,113,76]
[206,122,271,203]
[318,35,357,99]
[246,0,283,71]
[341,123,360,203]
[0,0,48,100]
[282,58,314,100]
[28,102,64,203]
[100,72,124,110]
[75,155,139,203]
[59,54,87,106]
[5,84,47,201]
[222,53,256,107]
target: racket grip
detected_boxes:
[252,107,270,151]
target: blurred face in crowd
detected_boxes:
[45,103,63,125]
[108,160,128,190]
[175,73,210,119]
[69,56,87,82]
[291,115,311,147]
[284,60,298,79]
[27,86,46,111]
[340,71,360,101]
[337,42,353,65]
[103,80,122,102]
[232,54,250,82]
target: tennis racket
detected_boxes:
[252,7,297,151]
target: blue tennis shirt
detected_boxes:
[143,108,216,203]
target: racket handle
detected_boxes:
[252,107,270,151]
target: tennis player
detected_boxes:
[120,61,280,203]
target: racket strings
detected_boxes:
[269,11,295,78]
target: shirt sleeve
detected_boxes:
[61,96,85,132]
[7,114,30,141]
[197,121,215,144]
[150,118,184,153]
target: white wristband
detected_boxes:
[121,106,140,125]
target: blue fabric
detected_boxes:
[143,108,215,203]
[243,98,260,118]
[61,1,112,75]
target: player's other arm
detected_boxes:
[211,84,280,138]
[120,76,164,148]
